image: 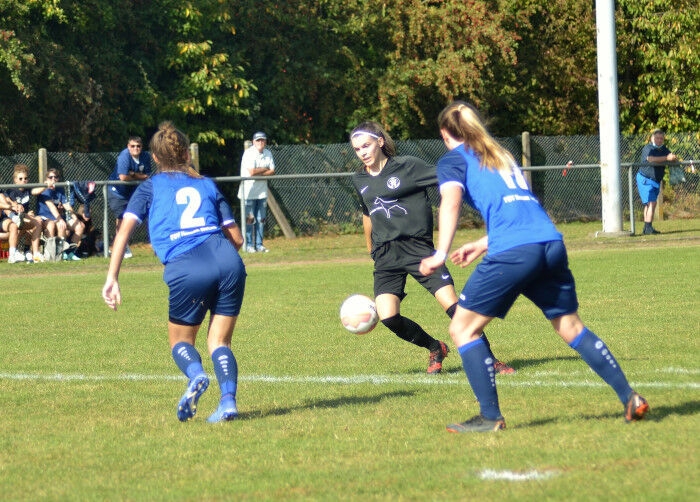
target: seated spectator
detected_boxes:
[70,181,99,257]
[4,164,44,263]
[34,168,85,261]
[0,193,25,263]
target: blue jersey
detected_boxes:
[37,187,69,220]
[125,172,236,264]
[109,148,152,199]
[437,145,561,255]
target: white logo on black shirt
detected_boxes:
[369,197,408,218]
[387,177,400,189]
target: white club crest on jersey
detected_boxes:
[386,177,400,190]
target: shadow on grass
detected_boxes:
[239,389,417,420]
[632,228,700,236]
[442,355,582,375]
[578,399,700,422]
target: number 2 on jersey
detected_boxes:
[176,187,205,229]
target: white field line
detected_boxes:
[0,369,698,389]
[478,469,560,481]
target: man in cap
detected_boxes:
[238,131,275,252]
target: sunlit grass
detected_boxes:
[0,221,698,500]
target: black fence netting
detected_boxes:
[1,133,698,246]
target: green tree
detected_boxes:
[0,0,256,169]
[152,0,256,166]
[498,0,599,135]
[226,0,390,145]
[617,0,700,134]
[371,0,519,138]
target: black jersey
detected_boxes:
[352,156,438,253]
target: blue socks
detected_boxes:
[458,327,633,420]
[569,327,633,404]
[172,342,205,379]
[173,343,239,404]
[211,346,238,399]
[458,337,502,420]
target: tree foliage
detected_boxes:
[0,0,697,172]
[617,0,700,134]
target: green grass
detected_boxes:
[1,221,699,501]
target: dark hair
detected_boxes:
[350,121,397,158]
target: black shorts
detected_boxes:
[372,238,454,300]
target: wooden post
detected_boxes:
[267,191,296,239]
[189,143,199,172]
[38,148,47,181]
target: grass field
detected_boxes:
[1,220,698,501]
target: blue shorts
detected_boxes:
[636,172,660,204]
[163,233,246,325]
[459,240,578,320]
[107,191,130,219]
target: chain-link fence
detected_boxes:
[1,133,698,250]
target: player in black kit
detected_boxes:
[350,121,513,375]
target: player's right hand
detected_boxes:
[102,279,122,311]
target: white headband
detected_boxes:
[351,131,381,140]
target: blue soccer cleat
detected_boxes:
[207,397,239,423]
[177,374,209,422]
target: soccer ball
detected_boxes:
[340,294,378,335]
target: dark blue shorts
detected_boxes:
[373,238,454,299]
[163,233,246,325]
[107,191,129,219]
[636,172,660,204]
[460,240,578,320]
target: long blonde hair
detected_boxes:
[437,101,515,173]
[149,121,201,177]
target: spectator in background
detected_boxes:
[3,164,43,262]
[35,168,84,261]
[1,193,25,263]
[636,128,677,235]
[70,180,99,257]
[108,135,152,258]
[238,131,275,253]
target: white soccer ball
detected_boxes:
[340,294,378,335]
